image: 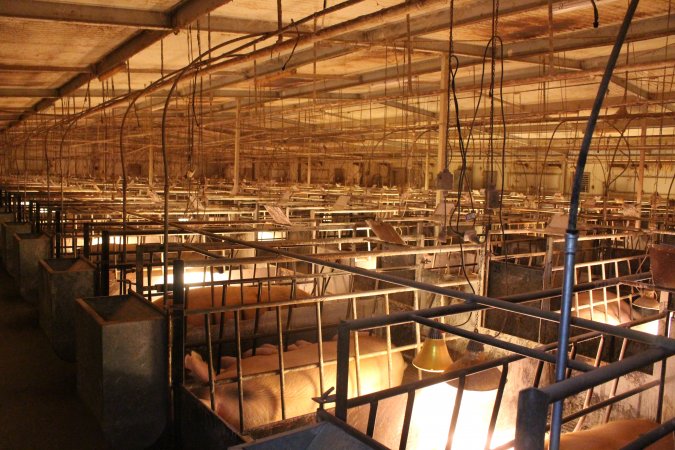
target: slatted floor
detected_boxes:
[0,266,107,450]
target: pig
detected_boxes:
[548,419,674,450]
[155,284,312,326]
[185,334,406,432]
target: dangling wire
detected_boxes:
[591,0,599,28]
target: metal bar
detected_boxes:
[352,302,362,396]
[71,214,76,256]
[216,279,227,374]
[484,364,509,450]
[656,356,667,422]
[55,209,62,257]
[397,390,415,450]
[171,259,185,448]
[533,360,545,388]
[217,248,234,369]
[366,401,378,437]
[285,279,296,346]
[147,251,154,302]
[234,310,244,432]
[83,223,90,259]
[447,376,465,450]
[604,337,628,423]
[552,231,579,447]
[335,325,351,421]
[34,202,40,233]
[275,306,287,420]
[100,229,110,295]
[574,334,605,431]
[565,343,578,379]
[384,294,393,388]
[16,194,22,222]
[204,315,216,411]
[657,311,673,420]
[251,282,262,355]
[180,277,475,311]
[28,201,34,232]
[135,245,144,295]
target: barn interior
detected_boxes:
[0,0,674,449]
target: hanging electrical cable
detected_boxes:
[591,0,600,28]
[442,0,476,295]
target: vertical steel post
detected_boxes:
[551,230,578,445]
[101,230,110,295]
[16,194,23,222]
[55,209,62,258]
[515,388,550,450]
[335,322,351,421]
[35,202,41,233]
[171,259,185,449]
[83,223,90,259]
[28,201,34,232]
[135,244,144,297]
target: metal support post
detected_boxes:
[171,259,185,449]
[101,230,110,295]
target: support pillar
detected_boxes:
[424,148,430,190]
[148,147,154,187]
[636,118,647,229]
[232,98,241,195]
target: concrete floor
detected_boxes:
[0,266,107,450]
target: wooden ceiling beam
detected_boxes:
[235,16,675,112]
[3,0,236,131]
[0,88,59,98]
[0,0,313,34]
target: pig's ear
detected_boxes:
[184,351,197,373]
[185,351,210,384]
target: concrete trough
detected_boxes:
[75,293,167,449]
[38,257,96,362]
[2,221,31,277]
[15,233,50,301]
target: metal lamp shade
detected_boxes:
[413,328,452,373]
